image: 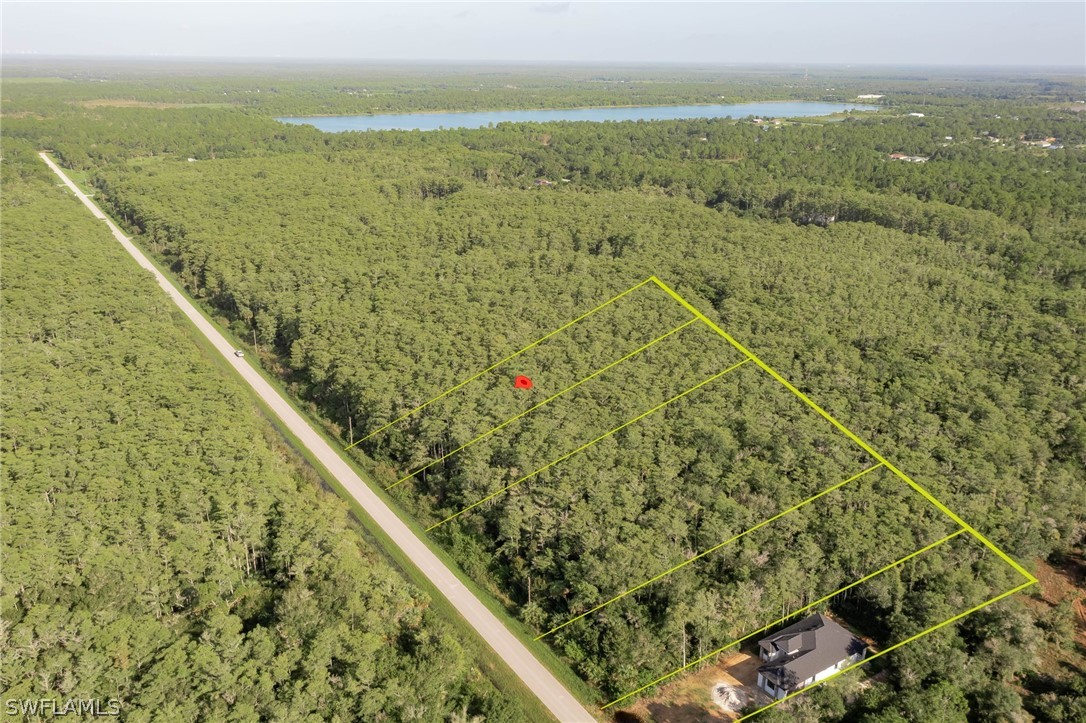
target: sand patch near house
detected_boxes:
[618,651,768,722]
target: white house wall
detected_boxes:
[812,650,867,685]
[759,650,868,700]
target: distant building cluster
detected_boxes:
[1020,135,1063,149]
[888,153,929,163]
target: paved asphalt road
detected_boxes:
[41,152,596,723]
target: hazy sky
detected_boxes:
[2,1,1083,67]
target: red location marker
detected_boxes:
[514,375,533,390]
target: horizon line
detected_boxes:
[2,54,1084,73]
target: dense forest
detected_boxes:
[0,138,526,722]
[3,66,1084,722]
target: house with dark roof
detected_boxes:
[756,613,867,700]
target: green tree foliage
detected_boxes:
[4,66,1084,719]
[0,138,518,722]
[3,59,1082,116]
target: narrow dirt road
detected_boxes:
[40,152,595,723]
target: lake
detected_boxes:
[277,101,879,132]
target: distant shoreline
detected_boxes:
[277,99,884,120]
[277,101,882,134]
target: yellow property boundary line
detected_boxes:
[602,529,969,709]
[592,276,1037,715]
[347,274,1035,713]
[386,318,699,490]
[537,462,886,640]
[345,277,655,450]
[351,274,1032,589]
[425,358,752,531]
[648,275,1037,588]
